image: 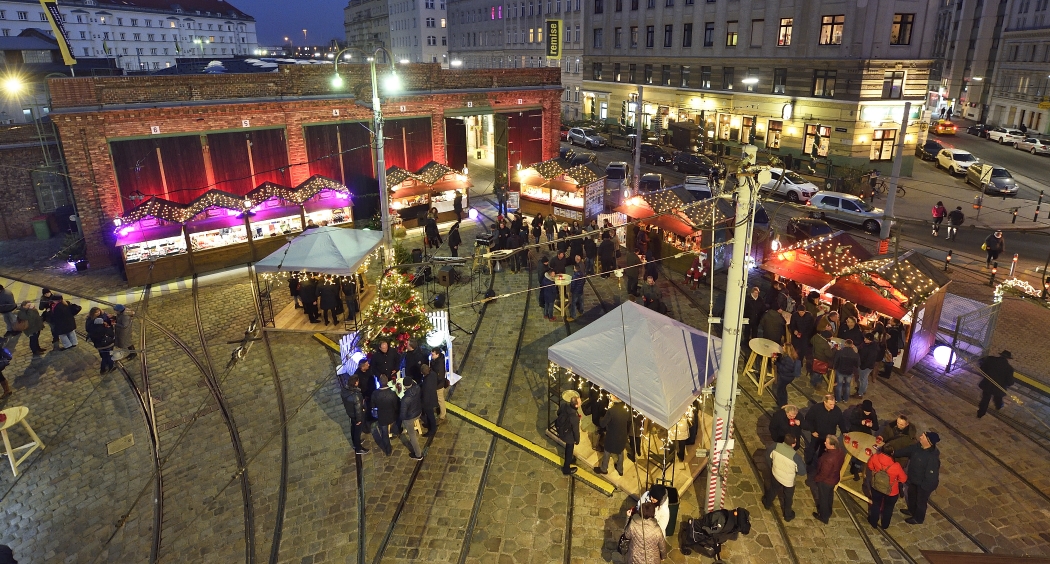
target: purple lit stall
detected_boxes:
[303,190,354,226]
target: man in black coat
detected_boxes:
[355,359,378,402]
[318,279,341,325]
[596,397,630,476]
[419,364,440,437]
[744,286,766,344]
[789,309,816,379]
[341,375,370,454]
[402,339,428,384]
[371,376,400,455]
[399,376,425,460]
[897,431,941,524]
[801,394,844,469]
[977,350,1015,418]
[550,250,568,275]
[598,233,616,278]
[370,341,401,383]
[759,308,787,345]
[298,276,321,323]
[556,391,582,475]
[448,221,462,257]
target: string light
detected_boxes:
[355,270,435,352]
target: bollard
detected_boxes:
[1013,208,1018,223]
[990,262,998,286]
[945,250,952,271]
[1010,253,1018,277]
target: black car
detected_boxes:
[639,143,673,166]
[966,123,991,137]
[915,139,945,161]
[671,151,718,174]
[567,152,596,166]
[785,217,834,240]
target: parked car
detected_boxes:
[965,163,1018,196]
[932,120,958,135]
[568,127,606,148]
[639,173,663,193]
[966,123,991,137]
[567,152,597,167]
[915,139,946,161]
[935,148,978,175]
[1015,137,1050,155]
[560,125,570,141]
[786,217,835,240]
[605,161,630,180]
[639,143,673,166]
[671,151,718,174]
[986,126,1025,145]
[809,191,886,233]
[682,176,713,200]
[759,168,820,202]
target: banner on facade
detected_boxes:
[39,0,77,66]
[545,20,562,58]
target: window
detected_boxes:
[680,65,690,87]
[0,11,5,19]
[616,0,622,10]
[662,65,671,85]
[819,15,844,45]
[804,124,831,157]
[722,66,734,89]
[150,48,158,55]
[630,26,638,47]
[80,31,87,39]
[628,63,636,82]
[426,0,435,7]
[574,25,580,42]
[666,0,673,5]
[529,28,534,42]
[700,66,711,88]
[442,36,447,45]
[594,0,603,13]
[39,12,46,21]
[17,11,27,20]
[133,33,141,40]
[646,25,654,47]
[745,67,758,92]
[890,14,914,45]
[427,35,437,45]
[593,28,603,48]
[750,19,764,47]
[442,18,447,26]
[683,23,692,47]
[644,64,653,84]
[870,129,896,161]
[766,120,782,149]
[882,71,905,99]
[426,17,435,27]
[726,21,737,46]
[615,27,622,47]
[593,62,602,80]
[147,33,154,41]
[813,69,836,97]
[131,18,138,26]
[664,25,673,47]
[704,22,714,46]
[773,68,787,94]
[647,0,655,7]
[632,0,639,8]
[614,63,621,81]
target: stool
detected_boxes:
[553,274,571,320]
[744,338,781,398]
[0,406,45,477]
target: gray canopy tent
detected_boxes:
[253,226,384,327]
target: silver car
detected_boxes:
[809,191,886,233]
[1015,137,1050,156]
[568,127,606,148]
[965,163,1018,196]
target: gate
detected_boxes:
[943,301,1000,373]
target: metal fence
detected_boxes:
[941,297,1000,373]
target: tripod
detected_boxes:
[436,266,473,335]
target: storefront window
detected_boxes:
[190,224,249,250]
[804,124,831,157]
[118,218,186,263]
[870,128,896,161]
[766,120,783,149]
[520,184,552,202]
[740,116,754,143]
[717,114,731,140]
[552,189,584,207]
[303,190,354,226]
[250,215,302,239]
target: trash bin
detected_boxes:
[664,486,680,536]
[31,216,50,240]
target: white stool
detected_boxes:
[0,406,45,477]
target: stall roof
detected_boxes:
[828,277,909,319]
[644,215,696,237]
[615,202,656,219]
[643,187,695,214]
[547,301,721,429]
[254,226,383,275]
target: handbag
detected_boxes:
[811,358,830,375]
[617,519,631,555]
[981,242,987,251]
[13,319,28,332]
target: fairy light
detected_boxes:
[356,270,434,352]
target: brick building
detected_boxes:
[0,123,67,240]
[47,64,561,284]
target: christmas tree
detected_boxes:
[358,270,434,352]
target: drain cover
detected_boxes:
[107,434,135,455]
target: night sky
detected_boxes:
[245,0,348,46]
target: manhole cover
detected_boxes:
[107,434,135,456]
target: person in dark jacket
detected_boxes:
[838,316,863,345]
[112,304,135,359]
[452,190,463,219]
[789,309,816,379]
[556,390,582,475]
[812,435,846,524]
[550,249,568,275]
[341,277,359,323]
[430,348,448,420]
[506,229,523,273]
[371,376,400,455]
[289,273,302,309]
[857,333,881,398]
[896,431,941,524]
[802,394,844,468]
[759,308,787,345]
[398,376,424,460]
[809,330,834,389]
[424,214,441,249]
[879,414,917,465]
[49,299,79,350]
[419,364,440,437]
[543,214,557,250]
[402,339,428,384]
[567,264,585,321]
[370,341,401,382]
[355,359,378,402]
[298,276,321,323]
[531,214,544,244]
[768,404,801,444]
[623,249,642,296]
[596,396,630,476]
[844,399,878,478]
[977,350,1015,418]
[39,288,61,345]
[318,279,341,325]
[0,285,17,337]
[773,346,798,409]
[537,256,550,287]
[598,233,616,277]
[15,301,46,356]
[984,230,1004,268]
[583,233,598,274]
[832,339,860,402]
[341,375,370,454]
[540,269,557,321]
[744,286,765,343]
[448,221,463,257]
[87,315,117,374]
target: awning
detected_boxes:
[389,183,432,199]
[644,214,696,237]
[615,203,656,219]
[762,250,835,289]
[829,277,909,319]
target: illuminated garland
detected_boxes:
[994,277,1046,307]
[357,270,434,352]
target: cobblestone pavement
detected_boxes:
[3,203,1050,563]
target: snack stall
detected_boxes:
[516,159,607,223]
[387,162,471,225]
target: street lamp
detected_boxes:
[330,47,401,264]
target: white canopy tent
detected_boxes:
[253,226,383,275]
[547,300,721,430]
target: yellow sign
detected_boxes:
[39,0,77,66]
[545,20,562,58]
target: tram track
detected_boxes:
[132,281,164,563]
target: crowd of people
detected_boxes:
[288,273,361,326]
[339,338,449,459]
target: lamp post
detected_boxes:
[331,47,401,265]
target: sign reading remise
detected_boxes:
[546,20,562,58]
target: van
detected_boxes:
[639,173,663,193]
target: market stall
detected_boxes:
[387,161,471,225]
[516,159,607,223]
[546,301,720,496]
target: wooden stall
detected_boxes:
[516,159,607,223]
[387,162,471,225]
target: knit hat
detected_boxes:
[41,288,51,295]
[925,431,940,446]
[861,400,873,413]
[93,317,106,325]
[113,304,126,312]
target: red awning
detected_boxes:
[644,215,696,237]
[615,204,655,219]
[762,251,835,290]
[828,277,908,319]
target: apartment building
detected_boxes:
[933,0,1013,121]
[447,0,585,118]
[984,0,1050,132]
[0,0,256,71]
[345,0,391,54]
[584,0,940,171]
[345,0,447,64]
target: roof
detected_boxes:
[547,301,721,429]
[0,31,58,51]
[254,226,384,275]
[94,0,253,19]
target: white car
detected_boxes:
[986,127,1025,145]
[760,168,820,202]
[567,127,606,148]
[809,191,886,233]
[1015,137,1050,156]
[936,148,978,175]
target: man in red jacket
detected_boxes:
[866,444,908,529]
[812,435,846,524]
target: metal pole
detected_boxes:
[705,152,759,513]
[633,85,643,194]
[372,56,393,265]
[880,102,911,240]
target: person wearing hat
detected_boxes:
[977,350,1015,418]
[555,390,582,475]
[112,305,136,360]
[895,430,941,525]
[983,230,1005,268]
[38,288,62,345]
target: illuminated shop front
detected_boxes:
[515,158,607,222]
[387,162,471,224]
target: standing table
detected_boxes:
[553,274,571,320]
[838,431,880,503]
[744,338,781,397]
[0,406,45,477]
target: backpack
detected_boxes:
[871,464,892,495]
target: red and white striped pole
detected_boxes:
[720,420,735,508]
[705,417,725,513]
